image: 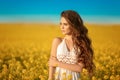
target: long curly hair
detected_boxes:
[61,10,95,76]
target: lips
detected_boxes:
[61,30,65,32]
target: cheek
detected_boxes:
[65,25,70,30]
[66,26,72,33]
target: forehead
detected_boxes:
[60,17,68,23]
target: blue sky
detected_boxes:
[0,0,120,24]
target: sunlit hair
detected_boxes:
[61,10,95,77]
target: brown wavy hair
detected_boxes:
[61,10,95,76]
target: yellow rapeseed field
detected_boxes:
[0,23,120,80]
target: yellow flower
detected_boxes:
[54,72,58,77]
[106,65,109,68]
[115,75,120,80]
[110,75,115,80]
[62,72,66,76]
[92,76,97,80]
[82,68,88,75]
[62,72,66,79]
[68,74,72,80]
[104,75,109,79]
[39,75,44,80]
[98,78,102,80]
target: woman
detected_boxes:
[48,10,95,80]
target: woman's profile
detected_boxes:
[48,10,95,80]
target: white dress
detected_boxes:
[55,38,80,80]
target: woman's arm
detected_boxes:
[48,58,56,80]
[49,58,84,72]
[48,37,62,80]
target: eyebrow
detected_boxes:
[60,22,68,24]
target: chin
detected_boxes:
[62,32,70,35]
[62,33,66,35]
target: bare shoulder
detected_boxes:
[50,37,63,57]
[52,37,63,45]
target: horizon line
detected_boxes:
[0,15,120,24]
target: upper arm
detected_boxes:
[50,37,62,58]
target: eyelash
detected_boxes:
[60,23,68,26]
[64,23,68,26]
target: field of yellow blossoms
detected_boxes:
[0,23,120,80]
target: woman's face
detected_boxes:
[60,17,71,35]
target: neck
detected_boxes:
[65,35,72,41]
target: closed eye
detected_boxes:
[63,23,68,26]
